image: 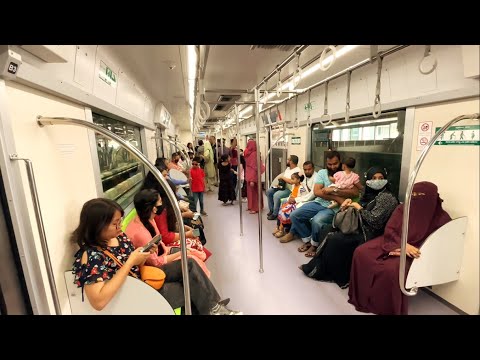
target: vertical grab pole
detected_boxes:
[235,104,243,236]
[254,89,264,273]
[9,156,62,315]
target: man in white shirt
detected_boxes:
[286,161,316,208]
[266,155,301,220]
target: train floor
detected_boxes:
[198,187,459,315]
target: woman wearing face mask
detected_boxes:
[299,167,398,288]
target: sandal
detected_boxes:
[298,243,312,252]
[249,210,258,214]
[304,246,318,257]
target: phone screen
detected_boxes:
[193,228,200,237]
[142,234,162,252]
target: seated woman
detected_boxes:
[142,168,206,243]
[299,167,398,288]
[144,162,197,221]
[126,189,210,277]
[72,198,241,315]
[348,181,451,315]
[273,172,306,238]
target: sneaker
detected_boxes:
[267,214,277,220]
[267,211,273,216]
[242,198,247,203]
[200,211,208,216]
[218,298,230,306]
[210,303,243,315]
[279,232,295,243]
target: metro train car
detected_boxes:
[0,45,478,315]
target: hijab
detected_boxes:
[381,181,451,253]
[360,166,391,206]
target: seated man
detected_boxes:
[266,155,301,220]
[280,151,359,258]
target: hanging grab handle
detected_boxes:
[276,68,283,97]
[372,55,383,119]
[418,45,437,75]
[345,71,352,123]
[319,81,332,125]
[292,52,302,89]
[319,45,337,71]
[306,88,312,128]
[293,95,300,130]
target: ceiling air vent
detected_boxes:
[213,94,241,112]
[250,45,298,51]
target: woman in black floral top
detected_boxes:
[299,167,398,288]
[72,197,242,315]
[72,198,156,310]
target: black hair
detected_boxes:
[154,157,167,167]
[325,150,341,161]
[141,170,177,232]
[291,172,305,183]
[289,155,299,165]
[198,139,204,146]
[344,157,356,169]
[71,198,124,250]
[220,153,229,162]
[192,156,201,163]
[133,189,159,238]
[303,161,314,168]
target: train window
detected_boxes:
[311,110,405,198]
[92,113,145,209]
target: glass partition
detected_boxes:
[92,113,145,209]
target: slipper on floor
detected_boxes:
[298,243,311,252]
[304,247,318,257]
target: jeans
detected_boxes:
[192,192,204,212]
[289,201,334,241]
[159,258,220,315]
[266,187,291,216]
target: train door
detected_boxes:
[270,129,287,182]
[0,171,31,314]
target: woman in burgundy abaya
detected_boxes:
[348,181,451,315]
[244,139,264,214]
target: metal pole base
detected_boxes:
[259,268,264,273]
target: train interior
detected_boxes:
[0,44,478,315]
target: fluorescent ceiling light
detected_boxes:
[323,117,398,128]
[187,45,197,131]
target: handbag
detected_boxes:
[332,207,362,235]
[277,179,286,190]
[101,248,166,290]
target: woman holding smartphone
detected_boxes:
[126,189,210,277]
[72,197,241,315]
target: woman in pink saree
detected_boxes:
[244,139,264,214]
[348,181,451,315]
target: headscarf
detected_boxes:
[360,166,391,206]
[244,140,258,182]
[381,181,451,253]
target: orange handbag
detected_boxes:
[102,248,166,290]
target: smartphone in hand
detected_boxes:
[192,213,200,221]
[192,228,200,237]
[142,234,162,252]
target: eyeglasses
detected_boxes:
[114,217,124,229]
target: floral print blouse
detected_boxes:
[72,233,140,292]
